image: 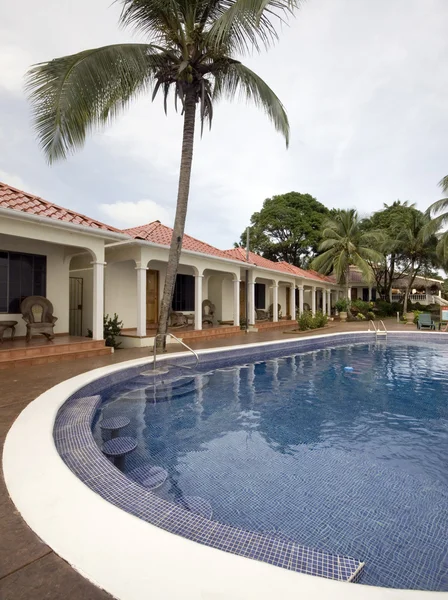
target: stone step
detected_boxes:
[0,339,106,362]
[0,345,112,369]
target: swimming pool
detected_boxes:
[91,337,448,591]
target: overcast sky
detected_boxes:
[1,0,447,249]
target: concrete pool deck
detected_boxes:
[0,319,443,599]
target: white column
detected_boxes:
[135,266,147,337]
[311,286,316,315]
[298,285,304,315]
[368,287,372,302]
[348,286,352,301]
[272,284,279,322]
[248,274,255,326]
[290,285,296,321]
[233,279,240,327]
[321,289,326,315]
[327,290,331,315]
[92,261,105,340]
[425,287,432,305]
[194,274,203,330]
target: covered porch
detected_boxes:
[97,243,242,347]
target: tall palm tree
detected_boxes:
[311,209,383,303]
[396,210,439,314]
[26,0,300,343]
[427,175,448,264]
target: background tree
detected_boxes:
[361,200,417,300]
[311,209,382,302]
[427,175,448,264]
[26,0,301,343]
[237,192,330,267]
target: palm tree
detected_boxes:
[26,0,300,344]
[311,209,383,304]
[427,175,448,264]
[396,210,439,314]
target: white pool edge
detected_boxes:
[3,332,446,600]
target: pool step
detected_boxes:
[119,375,207,402]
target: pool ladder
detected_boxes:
[152,332,199,372]
[368,320,387,338]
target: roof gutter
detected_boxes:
[0,207,129,242]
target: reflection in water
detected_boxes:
[94,341,448,591]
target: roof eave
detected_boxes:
[0,206,129,241]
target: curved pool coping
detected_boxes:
[3,331,447,600]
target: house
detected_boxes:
[347,265,443,305]
[0,181,343,348]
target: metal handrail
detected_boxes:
[368,320,387,336]
[153,332,199,371]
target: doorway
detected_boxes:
[146,270,159,324]
[69,277,83,336]
[239,281,246,319]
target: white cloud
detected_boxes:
[0,0,447,249]
[0,170,27,190]
[99,199,173,228]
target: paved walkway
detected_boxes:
[0,319,415,599]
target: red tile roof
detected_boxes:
[123,221,234,260]
[0,181,122,233]
[223,250,335,283]
[0,180,337,284]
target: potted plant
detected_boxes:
[335,299,349,322]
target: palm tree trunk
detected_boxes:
[157,88,196,348]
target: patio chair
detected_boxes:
[416,313,435,330]
[202,300,215,326]
[255,308,269,321]
[21,296,58,342]
[169,311,188,328]
[267,303,282,320]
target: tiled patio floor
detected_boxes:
[0,320,418,599]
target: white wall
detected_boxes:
[0,236,69,338]
[221,279,234,321]
[208,276,223,320]
[104,261,137,329]
[278,286,287,316]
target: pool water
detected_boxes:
[94,340,448,590]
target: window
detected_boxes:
[255,283,266,309]
[171,274,195,311]
[0,251,47,313]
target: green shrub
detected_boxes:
[335,298,349,312]
[297,310,314,330]
[88,313,123,348]
[351,299,370,316]
[366,311,375,320]
[313,311,328,328]
[356,313,366,320]
[297,310,328,331]
[375,300,395,317]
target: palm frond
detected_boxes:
[427,196,448,218]
[213,62,289,144]
[207,0,302,55]
[26,44,162,163]
[119,0,187,53]
[439,174,448,195]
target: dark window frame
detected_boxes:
[0,250,47,314]
[171,274,195,312]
